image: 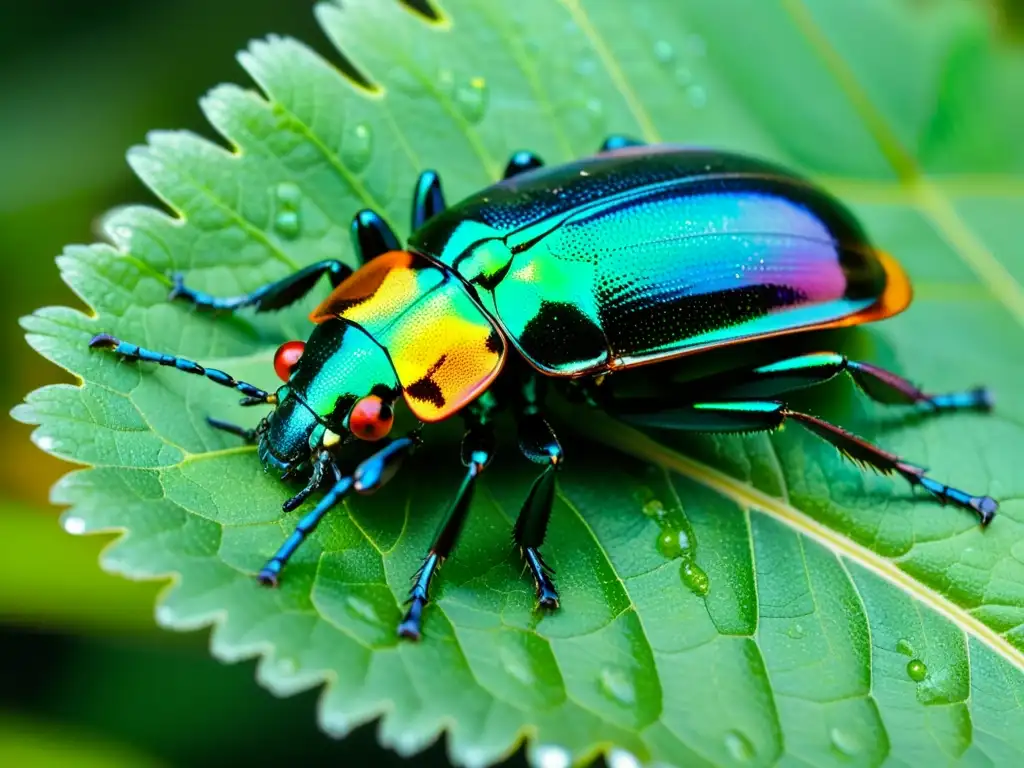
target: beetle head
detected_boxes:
[257,319,401,476]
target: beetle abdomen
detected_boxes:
[413,147,909,376]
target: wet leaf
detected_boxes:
[16,1,1024,765]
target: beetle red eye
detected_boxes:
[349,395,394,441]
[273,341,305,382]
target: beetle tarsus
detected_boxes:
[924,386,993,413]
[525,547,560,609]
[88,333,119,349]
[503,151,544,179]
[895,462,998,525]
[257,561,281,587]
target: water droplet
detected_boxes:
[599,667,636,706]
[607,749,641,768]
[687,84,708,108]
[274,210,301,239]
[724,730,755,763]
[499,645,535,686]
[829,727,862,758]
[275,182,302,207]
[656,527,693,559]
[436,67,455,96]
[653,40,675,65]
[633,486,655,504]
[456,76,488,123]
[274,181,302,239]
[907,658,927,682]
[896,638,915,656]
[342,122,373,172]
[642,498,667,521]
[533,744,572,768]
[575,58,597,77]
[673,66,694,87]
[35,434,55,451]
[277,656,298,674]
[680,559,710,596]
[62,515,86,535]
[683,33,707,58]
[786,622,805,639]
[155,605,175,627]
[345,596,379,624]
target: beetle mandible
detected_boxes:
[90,137,997,640]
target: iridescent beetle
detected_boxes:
[90,139,997,639]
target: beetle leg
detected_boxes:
[351,209,401,262]
[206,416,257,443]
[600,135,644,152]
[398,422,495,640]
[618,400,998,526]
[512,411,563,609]
[710,352,992,413]
[169,259,352,313]
[503,151,545,179]
[411,170,447,230]
[88,334,274,404]
[258,436,419,586]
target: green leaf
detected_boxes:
[16,0,1024,765]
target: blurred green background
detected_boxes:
[2,0,1021,766]
[0,1,500,765]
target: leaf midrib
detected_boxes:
[574,412,1024,675]
[779,0,1024,330]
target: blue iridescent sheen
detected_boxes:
[410,146,892,375]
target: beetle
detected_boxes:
[89,137,997,640]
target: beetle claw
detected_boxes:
[257,564,281,587]
[88,333,119,349]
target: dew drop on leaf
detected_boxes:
[680,559,710,596]
[499,645,535,686]
[656,527,692,559]
[652,40,675,65]
[642,498,667,520]
[274,182,302,239]
[342,122,373,172]
[786,622,805,639]
[724,730,755,763]
[345,595,379,625]
[275,181,302,207]
[532,744,572,768]
[456,76,489,123]
[829,726,862,758]
[907,658,928,682]
[277,656,298,674]
[155,605,175,627]
[633,485,654,503]
[62,515,86,535]
[436,67,455,97]
[674,66,694,87]
[274,210,301,239]
[585,97,606,132]
[598,667,637,707]
[896,638,915,656]
[687,84,708,108]
[575,58,597,77]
